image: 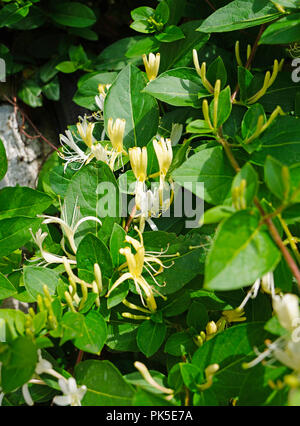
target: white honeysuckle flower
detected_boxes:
[22,383,34,406]
[273,294,300,333]
[170,123,183,146]
[142,52,160,82]
[91,143,109,163]
[53,377,87,406]
[30,228,76,265]
[95,94,105,111]
[273,339,300,372]
[95,83,111,112]
[35,349,53,376]
[59,130,90,172]
[238,272,276,310]
[39,198,102,254]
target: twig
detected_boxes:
[3,95,59,152]
[124,205,137,233]
[231,24,266,102]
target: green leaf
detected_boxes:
[109,223,126,268]
[18,79,43,108]
[164,331,197,356]
[50,2,97,28]
[77,233,113,283]
[1,336,37,393]
[74,311,107,355]
[73,72,117,110]
[0,217,41,257]
[231,163,259,207]
[205,210,281,291]
[106,320,139,352]
[60,311,85,345]
[104,64,159,149]
[186,119,213,135]
[154,1,170,25]
[137,320,166,357]
[125,36,160,58]
[251,116,300,166]
[207,56,227,88]
[9,5,46,30]
[42,76,60,101]
[0,3,30,28]
[155,25,185,43]
[23,266,59,300]
[144,67,209,108]
[0,139,7,181]
[133,388,174,406]
[198,0,281,33]
[172,146,235,205]
[264,156,290,201]
[75,360,135,406]
[0,272,16,300]
[241,104,266,141]
[159,21,209,72]
[64,162,120,245]
[209,86,232,127]
[260,13,300,44]
[131,7,154,21]
[95,37,142,72]
[56,61,79,73]
[0,187,52,219]
[192,322,270,405]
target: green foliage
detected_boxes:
[1,0,300,408]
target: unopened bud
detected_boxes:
[206,321,218,335]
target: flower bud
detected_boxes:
[273,294,300,332]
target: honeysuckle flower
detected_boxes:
[22,383,34,406]
[91,143,109,163]
[53,377,87,406]
[142,52,160,82]
[153,137,173,178]
[129,147,148,210]
[273,294,300,333]
[106,227,175,311]
[39,199,102,254]
[134,361,174,399]
[59,130,91,171]
[30,228,76,265]
[244,293,300,372]
[134,188,160,232]
[107,118,127,170]
[95,83,111,111]
[238,272,276,311]
[35,350,53,376]
[76,120,95,149]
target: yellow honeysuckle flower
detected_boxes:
[107,117,126,170]
[76,120,95,149]
[153,137,173,178]
[129,146,148,183]
[106,227,175,312]
[142,52,160,82]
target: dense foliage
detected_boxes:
[1,0,300,407]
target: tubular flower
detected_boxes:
[76,119,95,149]
[39,198,102,255]
[53,377,87,406]
[30,228,76,265]
[129,146,148,211]
[59,130,91,171]
[106,227,175,312]
[153,137,173,178]
[243,293,300,372]
[95,83,111,111]
[142,52,160,82]
[238,272,276,311]
[107,118,127,170]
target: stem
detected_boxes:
[218,132,300,287]
[124,205,137,233]
[278,215,300,266]
[231,25,265,102]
